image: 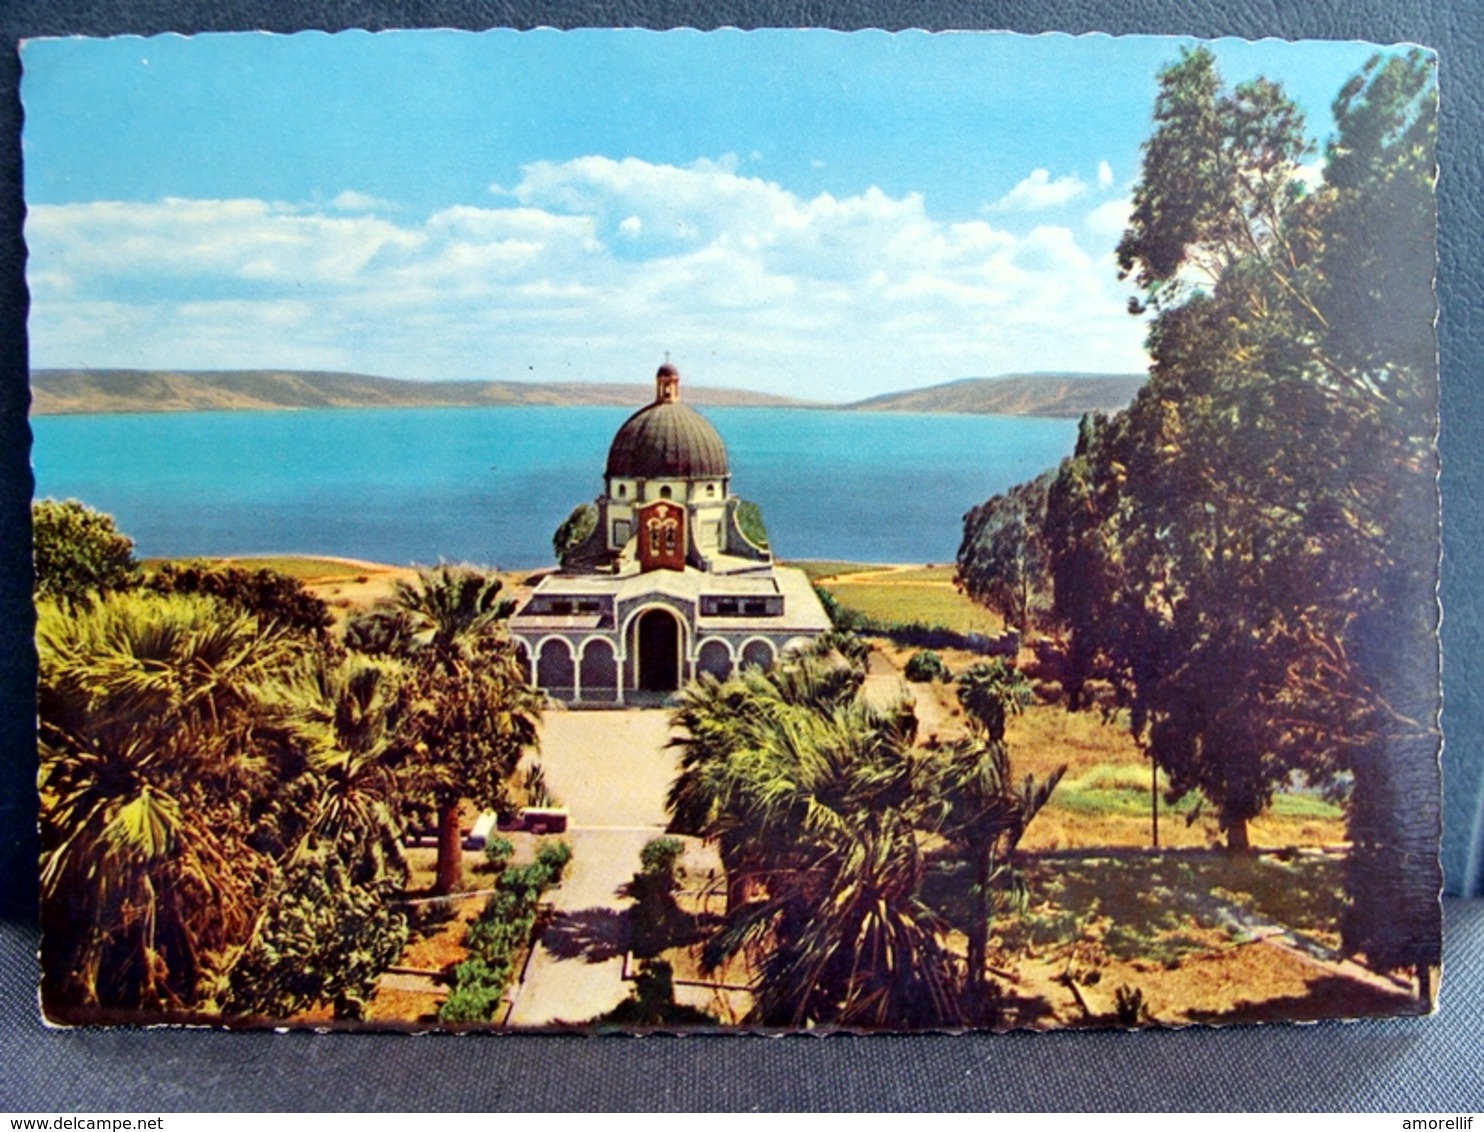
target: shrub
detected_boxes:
[439,979,505,1024]
[813,585,870,632]
[905,650,950,683]
[482,836,515,875]
[148,561,331,639]
[32,499,137,609]
[735,500,770,549]
[639,837,684,878]
[437,840,570,1023]
[534,840,573,884]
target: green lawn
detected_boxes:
[828,581,1003,635]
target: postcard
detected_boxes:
[25,28,1441,1030]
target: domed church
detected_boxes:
[508,363,830,703]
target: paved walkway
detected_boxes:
[506,709,679,1027]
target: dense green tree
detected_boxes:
[957,470,1055,633]
[224,848,409,1021]
[1027,47,1438,983]
[1311,52,1441,986]
[1040,413,1131,712]
[551,503,598,566]
[32,499,137,610]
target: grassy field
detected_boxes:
[865,564,959,583]
[1000,850,1349,959]
[826,580,1003,635]
[142,554,388,581]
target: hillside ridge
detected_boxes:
[845,372,1146,418]
[29,369,807,414]
[31,367,1146,418]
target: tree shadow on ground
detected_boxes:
[989,987,1060,1030]
[1183,973,1424,1025]
[540,907,630,963]
[986,851,1348,963]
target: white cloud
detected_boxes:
[1097,161,1114,188]
[988,169,1086,212]
[331,190,389,212]
[1084,198,1132,240]
[26,159,1150,397]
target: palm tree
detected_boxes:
[392,564,516,662]
[269,653,412,889]
[37,591,306,1014]
[667,644,964,1026]
[931,735,1065,1006]
[382,566,540,895]
[956,659,1031,743]
[668,637,1067,1027]
[667,640,889,910]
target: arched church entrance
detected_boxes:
[636,607,681,692]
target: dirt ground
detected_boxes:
[868,641,1347,851]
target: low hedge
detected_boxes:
[438,840,572,1024]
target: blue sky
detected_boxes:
[21,29,1394,399]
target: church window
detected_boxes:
[664,526,677,553]
[617,483,626,498]
[706,484,716,497]
[660,485,673,500]
[649,524,661,553]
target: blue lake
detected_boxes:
[30,406,1079,568]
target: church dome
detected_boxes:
[605,366,730,479]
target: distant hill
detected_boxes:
[847,373,1146,418]
[29,369,809,415]
[30,367,1147,419]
